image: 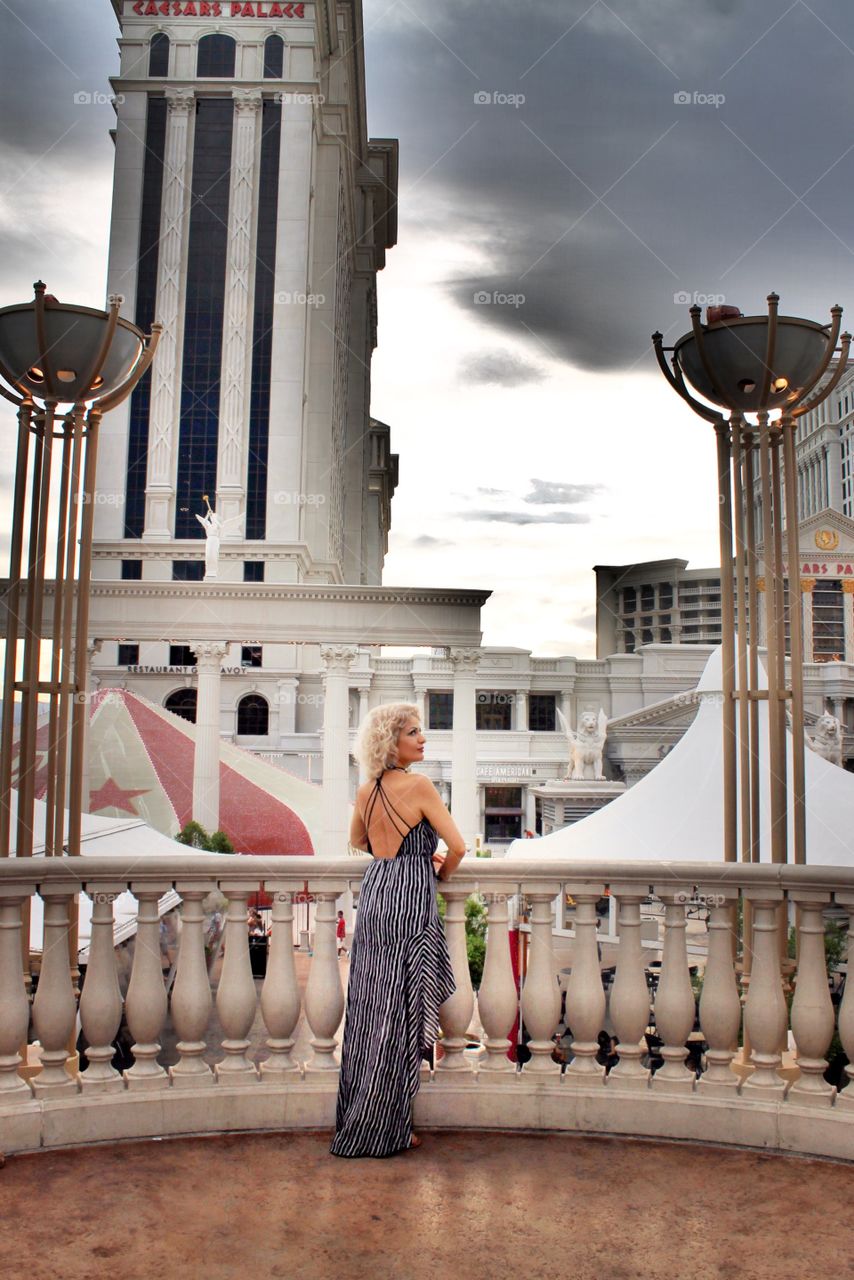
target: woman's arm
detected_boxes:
[414,776,466,880]
[349,804,369,853]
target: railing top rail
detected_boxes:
[2,853,854,892]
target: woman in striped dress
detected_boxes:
[330,703,466,1158]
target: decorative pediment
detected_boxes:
[607,692,701,732]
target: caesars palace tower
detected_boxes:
[90,1,490,853]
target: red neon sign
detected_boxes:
[130,1,307,16]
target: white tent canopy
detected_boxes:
[510,646,854,866]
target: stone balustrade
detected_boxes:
[2,855,854,1162]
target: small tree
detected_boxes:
[176,821,235,853]
[437,892,488,989]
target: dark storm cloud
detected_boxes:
[462,509,590,525]
[459,350,545,386]
[363,0,854,370]
[524,479,602,504]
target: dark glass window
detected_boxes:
[175,99,234,538]
[165,689,197,723]
[241,646,262,668]
[428,691,453,730]
[197,34,236,77]
[622,587,636,613]
[263,33,284,78]
[173,561,205,581]
[661,628,672,643]
[476,691,512,731]
[484,786,523,841]
[121,559,142,580]
[528,694,556,732]
[642,629,653,645]
[624,632,635,653]
[659,583,673,609]
[237,694,269,735]
[118,643,139,666]
[243,561,265,582]
[640,584,655,611]
[246,98,281,538]
[813,580,844,656]
[148,33,169,76]
[169,645,196,667]
[125,96,167,537]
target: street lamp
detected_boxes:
[0,282,160,862]
[653,294,850,869]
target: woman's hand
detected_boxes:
[431,851,447,879]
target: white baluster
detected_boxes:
[169,886,215,1088]
[214,885,260,1082]
[835,895,854,1110]
[124,888,169,1090]
[260,887,302,1079]
[79,888,124,1093]
[475,886,517,1076]
[697,890,741,1095]
[0,888,35,1098]
[519,886,562,1075]
[437,884,476,1075]
[741,891,787,1099]
[607,887,651,1090]
[788,892,835,1106]
[650,889,695,1093]
[303,887,345,1072]
[564,890,606,1084]
[31,888,78,1096]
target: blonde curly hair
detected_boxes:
[355,702,420,778]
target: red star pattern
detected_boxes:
[88,778,149,815]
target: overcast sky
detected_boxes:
[2,1,854,654]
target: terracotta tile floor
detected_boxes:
[3,1130,853,1280]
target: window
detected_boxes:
[622,587,636,613]
[148,32,169,76]
[813,580,844,657]
[624,631,635,653]
[173,561,204,581]
[237,694,269,735]
[483,786,523,842]
[476,691,512,731]
[263,33,284,78]
[121,559,142,580]
[118,644,139,666]
[528,694,556,731]
[642,629,653,645]
[640,584,654,611]
[241,646,262,668]
[427,691,453,730]
[659,583,673,609]
[197,33,236,77]
[661,628,672,644]
[169,645,196,667]
[244,561,264,582]
[165,689,197,724]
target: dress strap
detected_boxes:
[364,773,412,840]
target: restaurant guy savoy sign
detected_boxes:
[129,1,306,15]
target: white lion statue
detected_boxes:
[806,713,844,768]
[556,707,608,781]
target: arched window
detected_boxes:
[238,693,269,736]
[149,32,170,76]
[165,689,198,724]
[197,33,236,78]
[263,34,284,78]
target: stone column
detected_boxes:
[842,581,854,664]
[525,788,537,833]
[217,89,262,530]
[144,87,194,540]
[450,648,480,848]
[276,677,298,742]
[413,686,427,728]
[755,577,767,647]
[801,579,815,663]
[357,686,369,724]
[320,645,358,856]
[79,638,103,816]
[190,641,227,833]
[514,688,527,731]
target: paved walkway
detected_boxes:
[3,1131,853,1279]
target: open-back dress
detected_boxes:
[330,772,456,1158]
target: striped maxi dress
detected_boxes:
[330,776,456,1158]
